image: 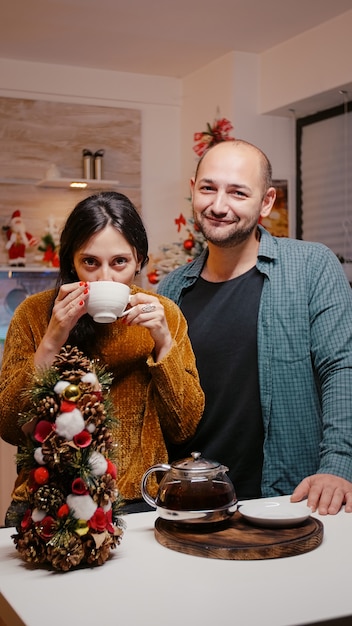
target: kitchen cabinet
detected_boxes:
[0,267,58,524]
[0,267,58,346]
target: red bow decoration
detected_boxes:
[175,213,186,232]
[193,117,234,157]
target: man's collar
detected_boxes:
[257,225,278,261]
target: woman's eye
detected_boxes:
[83,257,98,267]
[112,257,128,266]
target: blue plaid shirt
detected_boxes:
[158,226,352,496]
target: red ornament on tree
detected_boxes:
[147,270,159,285]
[183,236,194,251]
[33,467,50,485]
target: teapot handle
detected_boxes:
[140,463,171,508]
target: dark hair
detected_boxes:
[58,191,149,288]
[53,191,149,355]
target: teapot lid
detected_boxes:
[171,451,227,473]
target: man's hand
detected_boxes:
[291,474,352,515]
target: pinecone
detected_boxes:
[83,533,116,566]
[79,394,107,427]
[41,432,75,470]
[53,345,92,382]
[13,529,47,565]
[92,424,114,454]
[79,381,97,395]
[34,395,60,421]
[47,535,85,571]
[32,484,66,514]
[92,474,118,508]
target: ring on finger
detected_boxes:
[141,304,156,313]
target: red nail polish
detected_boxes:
[79,281,84,286]
[83,288,89,294]
[79,300,84,306]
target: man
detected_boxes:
[158,139,352,515]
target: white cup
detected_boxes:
[87,281,131,323]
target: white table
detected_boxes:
[0,496,351,626]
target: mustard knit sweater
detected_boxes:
[0,286,204,502]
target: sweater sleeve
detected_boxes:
[145,295,205,444]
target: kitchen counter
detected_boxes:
[0,496,351,626]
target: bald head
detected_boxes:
[194,139,273,194]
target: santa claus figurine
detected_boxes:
[5,210,38,266]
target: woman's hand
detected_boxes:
[122,293,173,361]
[34,282,90,368]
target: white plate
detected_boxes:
[239,500,312,528]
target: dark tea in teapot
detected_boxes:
[141,452,237,525]
[156,476,235,511]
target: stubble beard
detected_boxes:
[194,212,258,248]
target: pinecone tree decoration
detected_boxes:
[12,345,124,571]
[13,526,48,565]
[34,394,60,420]
[53,345,93,381]
[47,535,85,572]
[32,484,66,514]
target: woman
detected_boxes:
[0,191,204,518]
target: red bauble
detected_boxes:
[34,466,49,485]
[147,271,159,285]
[183,237,194,251]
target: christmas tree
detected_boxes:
[147,214,207,285]
[147,115,234,286]
[12,345,124,571]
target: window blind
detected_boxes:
[297,103,352,260]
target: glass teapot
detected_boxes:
[141,452,237,524]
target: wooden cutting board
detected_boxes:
[154,511,323,560]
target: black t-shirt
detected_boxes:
[167,266,264,499]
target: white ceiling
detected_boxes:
[1,0,352,115]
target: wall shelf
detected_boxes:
[0,178,40,185]
[36,178,120,189]
[0,178,141,189]
[0,266,59,277]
